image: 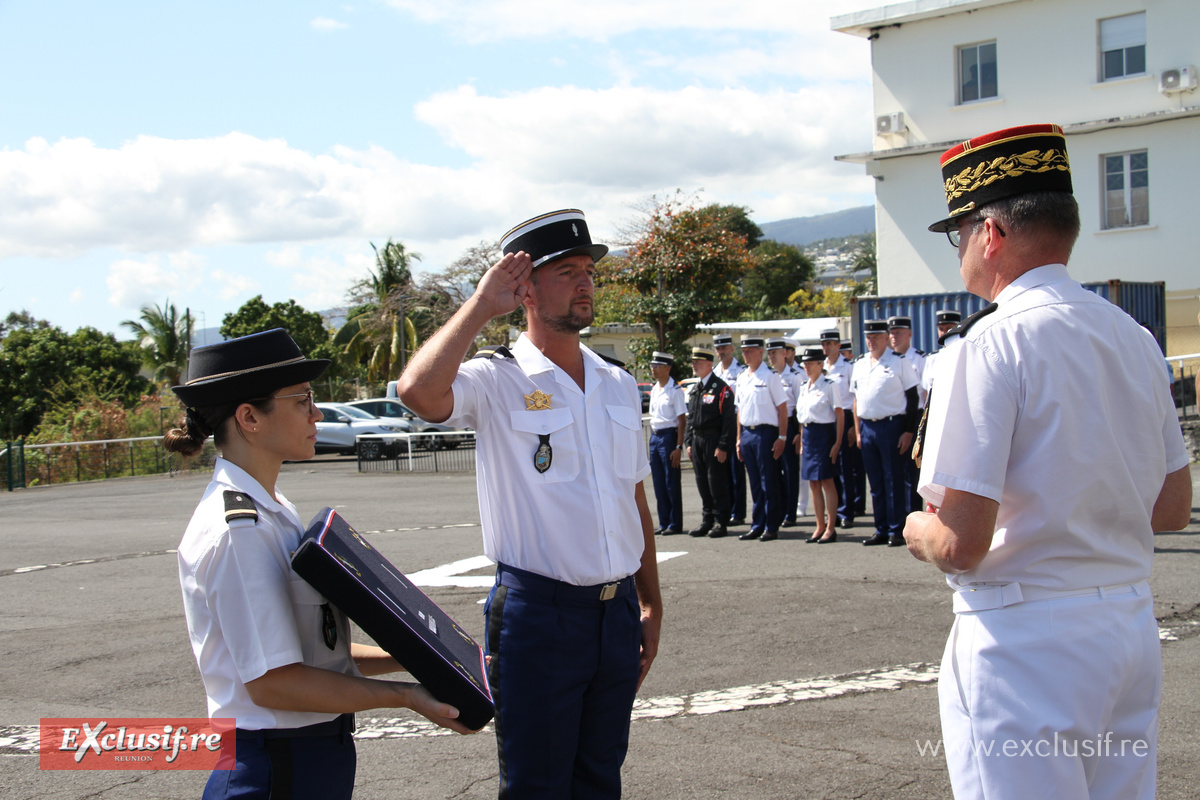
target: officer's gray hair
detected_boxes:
[976,191,1081,249]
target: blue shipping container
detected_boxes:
[850,280,1165,356]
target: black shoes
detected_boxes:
[707,525,727,538]
[805,533,822,543]
[739,528,763,541]
[818,532,838,544]
[759,530,778,542]
[688,526,711,537]
[660,528,683,536]
[838,516,854,529]
[729,517,746,527]
[888,535,906,547]
[862,533,890,546]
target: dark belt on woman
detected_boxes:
[236,713,355,740]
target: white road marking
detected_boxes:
[406,552,688,593]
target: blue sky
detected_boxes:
[0,0,880,337]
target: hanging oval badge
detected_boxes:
[534,434,553,473]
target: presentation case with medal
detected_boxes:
[291,507,494,731]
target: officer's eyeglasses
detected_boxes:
[269,389,316,412]
[947,215,1006,248]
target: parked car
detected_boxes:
[314,402,412,459]
[346,398,472,450]
[637,383,653,413]
[679,376,700,403]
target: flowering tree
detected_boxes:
[601,194,758,374]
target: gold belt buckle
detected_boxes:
[599,583,618,601]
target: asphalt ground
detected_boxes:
[1,457,1197,799]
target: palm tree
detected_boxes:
[122,301,193,387]
[334,240,422,381]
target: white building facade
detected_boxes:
[832,0,1200,356]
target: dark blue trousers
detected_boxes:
[727,444,747,521]
[205,716,356,800]
[779,418,801,522]
[485,565,641,800]
[835,410,860,522]
[741,425,782,533]
[858,415,908,537]
[649,428,683,531]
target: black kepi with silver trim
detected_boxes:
[501,209,609,268]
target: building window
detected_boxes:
[1099,12,1146,81]
[957,41,998,103]
[1103,151,1149,229]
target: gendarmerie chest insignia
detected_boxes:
[524,390,553,410]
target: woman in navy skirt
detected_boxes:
[794,348,845,543]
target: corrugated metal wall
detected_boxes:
[850,281,1166,355]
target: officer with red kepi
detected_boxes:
[906,123,1191,799]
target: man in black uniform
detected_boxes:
[684,344,737,539]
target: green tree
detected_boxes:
[606,193,757,373]
[122,300,193,387]
[0,321,150,439]
[220,295,330,358]
[334,240,422,381]
[743,240,816,313]
[786,283,855,318]
[851,234,877,295]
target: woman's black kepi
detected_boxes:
[173,328,330,408]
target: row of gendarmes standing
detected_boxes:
[905,123,1192,799]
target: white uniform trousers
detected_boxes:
[939,582,1160,800]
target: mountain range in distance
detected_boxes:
[758,205,874,246]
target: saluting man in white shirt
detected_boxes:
[397,209,663,800]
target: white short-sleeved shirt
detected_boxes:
[713,359,744,405]
[850,349,918,420]
[735,363,788,427]
[444,334,651,586]
[648,378,687,431]
[796,375,841,425]
[824,356,854,410]
[178,458,357,730]
[776,368,800,416]
[918,264,1190,592]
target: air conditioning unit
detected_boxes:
[875,112,907,136]
[1159,65,1198,95]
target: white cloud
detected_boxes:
[69,288,85,305]
[0,79,873,273]
[210,268,260,301]
[310,17,349,31]
[105,252,205,309]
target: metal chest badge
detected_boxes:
[524,390,554,473]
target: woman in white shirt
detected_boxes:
[794,348,845,543]
[165,328,470,800]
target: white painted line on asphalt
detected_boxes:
[407,552,689,592]
[1,550,177,578]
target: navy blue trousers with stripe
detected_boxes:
[484,565,641,800]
